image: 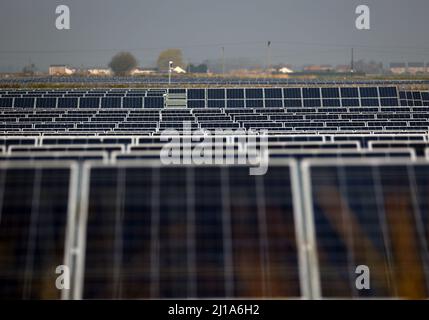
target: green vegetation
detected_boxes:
[157,49,185,71]
[108,52,138,76]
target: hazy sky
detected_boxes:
[0,0,428,71]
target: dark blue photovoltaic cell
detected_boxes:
[341,88,359,98]
[379,87,397,97]
[226,89,244,99]
[188,100,206,108]
[14,98,35,108]
[309,163,429,299]
[123,97,143,108]
[284,88,301,99]
[36,98,57,108]
[58,98,79,108]
[304,99,321,108]
[322,88,340,98]
[265,99,283,108]
[302,88,320,99]
[208,100,225,108]
[208,89,225,99]
[246,100,264,108]
[361,98,379,107]
[380,98,399,106]
[322,99,341,107]
[0,98,13,108]
[0,166,72,299]
[82,165,301,299]
[284,99,302,107]
[226,99,245,108]
[341,99,360,107]
[245,88,263,99]
[79,98,100,108]
[100,97,122,108]
[359,87,378,98]
[265,88,282,99]
[144,97,164,108]
[187,89,205,100]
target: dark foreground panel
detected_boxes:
[304,160,429,299]
[81,162,303,299]
[0,164,74,299]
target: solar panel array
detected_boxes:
[0,83,428,300]
[0,87,428,134]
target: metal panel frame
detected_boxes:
[74,159,310,299]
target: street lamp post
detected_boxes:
[168,61,173,86]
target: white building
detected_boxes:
[389,63,407,75]
[172,66,186,74]
[131,68,156,76]
[278,67,294,74]
[49,65,75,76]
[408,62,426,75]
[87,68,112,76]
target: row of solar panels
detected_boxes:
[1,145,429,162]
[1,76,428,85]
[0,97,419,109]
[0,134,426,146]
[0,124,427,134]
[0,87,400,98]
[1,159,428,299]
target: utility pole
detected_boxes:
[222,47,225,76]
[351,48,355,73]
[266,41,272,73]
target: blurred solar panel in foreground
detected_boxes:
[303,160,429,299]
[0,163,75,299]
[80,162,304,299]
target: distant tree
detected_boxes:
[108,52,138,76]
[189,63,208,73]
[157,49,185,72]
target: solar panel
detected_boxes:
[360,87,378,98]
[79,98,100,109]
[303,159,429,299]
[208,89,225,99]
[100,98,122,108]
[14,98,35,108]
[283,88,301,99]
[304,99,321,108]
[226,89,244,99]
[302,88,320,99]
[264,88,282,99]
[379,87,398,98]
[78,161,305,299]
[187,89,205,100]
[321,88,340,98]
[123,97,143,109]
[341,88,359,98]
[144,97,164,109]
[188,100,206,108]
[265,99,283,108]
[0,98,13,108]
[246,100,264,108]
[36,98,57,108]
[0,162,76,299]
[245,88,263,99]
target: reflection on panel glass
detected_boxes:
[83,165,301,299]
[309,163,429,298]
[0,167,71,299]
